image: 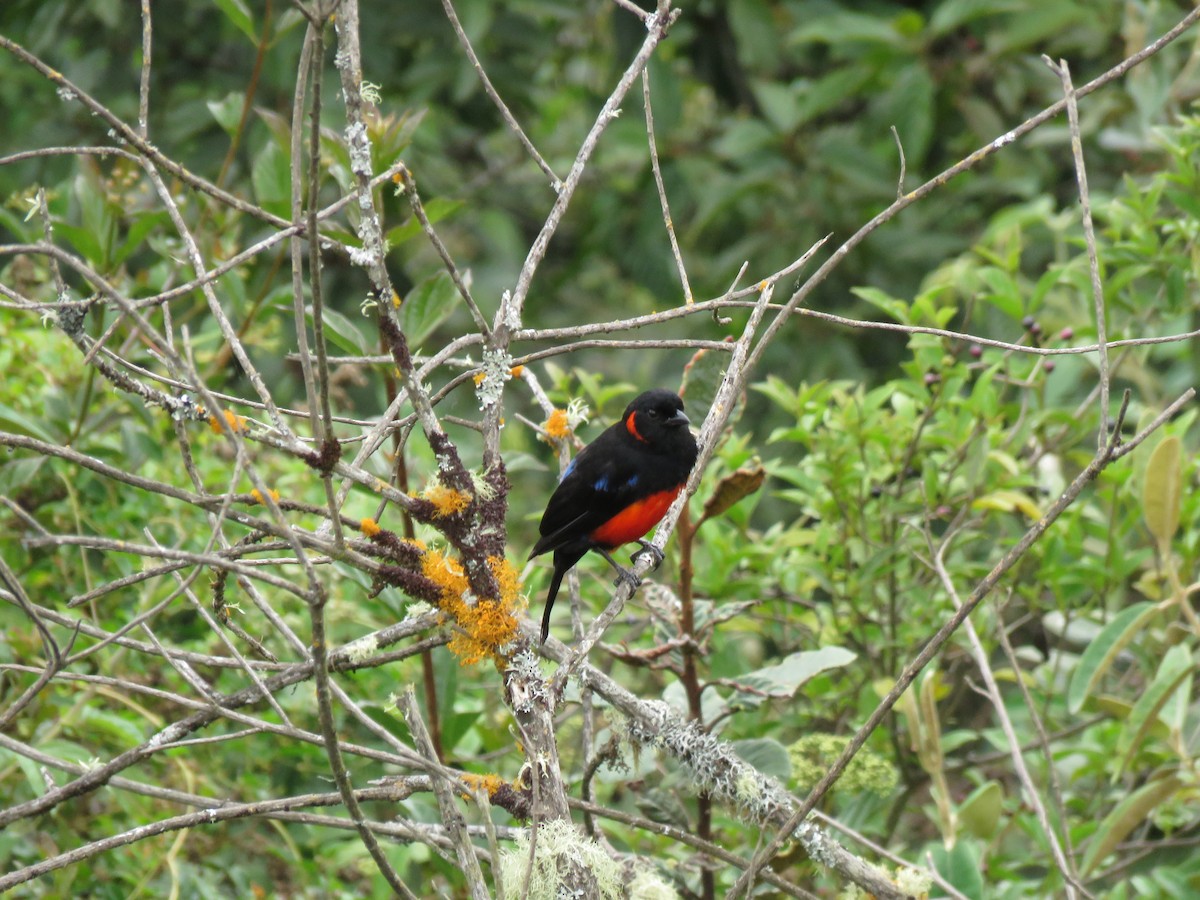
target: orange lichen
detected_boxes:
[473,372,487,387]
[460,773,506,799]
[421,552,523,666]
[542,408,570,441]
[360,517,381,537]
[509,365,525,378]
[421,484,472,518]
[209,409,248,435]
[392,291,402,308]
[249,488,280,505]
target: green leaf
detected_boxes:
[1080,774,1183,875]
[80,706,146,746]
[957,780,1004,840]
[732,738,792,781]
[972,489,1041,520]
[797,68,874,128]
[928,0,1020,36]
[385,198,464,247]
[680,340,737,426]
[1142,435,1182,547]
[0,401,58,443]
[852,286,911,324]
[206,93,246,136]
[1116,644,1194,777]
[54,222,104,269]
[251,141,290,218]
[790,11,905,47]
[989,2,1088,54]
[213,0,257,42]
[929,840,985,899]
[1066,602,1161,714]
[1160,645,1193,734]
[398,271,458,348]
[884,64,934,163]
[75,169,116,270]
[441,710,484,754]
[751,79,803,134]
[361,704,410,743]
[113,210,168,268]
[316,306,369,356]
[738,647,856,701]
[978,267,1024,320]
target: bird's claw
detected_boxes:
[631,539,664,570]
[612,566,641,591]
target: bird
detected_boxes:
[529,389,698,642]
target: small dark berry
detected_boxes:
[870,485,883,498]
[924,372,941,386]
[1059,327,1074,340]
[1029,322,1042,337]
[1044,360,1056,373]
[1022,315,1036,329]
[969,344,983,358]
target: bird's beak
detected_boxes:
[668,409,690,427]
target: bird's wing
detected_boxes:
[529,432,648,557]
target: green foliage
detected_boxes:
[4,0,1200,897]
[789,734,898,796]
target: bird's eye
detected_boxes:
[646,409,659,418]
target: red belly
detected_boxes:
[589,487,681,549]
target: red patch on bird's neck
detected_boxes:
[625,410,647,443]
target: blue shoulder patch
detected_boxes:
[560,458,577,482]
[592,473,636,492]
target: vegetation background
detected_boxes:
[2,0,1200,897]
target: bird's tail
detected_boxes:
[540,563,567,643]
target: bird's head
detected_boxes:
[622,389,693,446]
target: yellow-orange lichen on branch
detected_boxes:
[360,517,382,537]
[460,773,506,799]
[421,483,472,518]
[249,488,281,505]
[420,551,523,666]
[542,408,570,441]
[509,365,525,378]
[208,409,248,435]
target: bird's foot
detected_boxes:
[611,565,641,591]
[630,539,664,570]
[598,548,643,592]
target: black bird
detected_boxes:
[529,389,698,641]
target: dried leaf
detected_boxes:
[701,464,766,521]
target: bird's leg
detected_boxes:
[630,538,664,570]
[596,548,641,591]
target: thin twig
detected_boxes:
[643,67,693,305]
[438,0,560,188]
[1044,55,1111,447]
[396,165,491,335]
[500,0,679,330]
[400,687,491,900]
[137,0,152,136]
[890,125,906,198]
[928,530,1088,898]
